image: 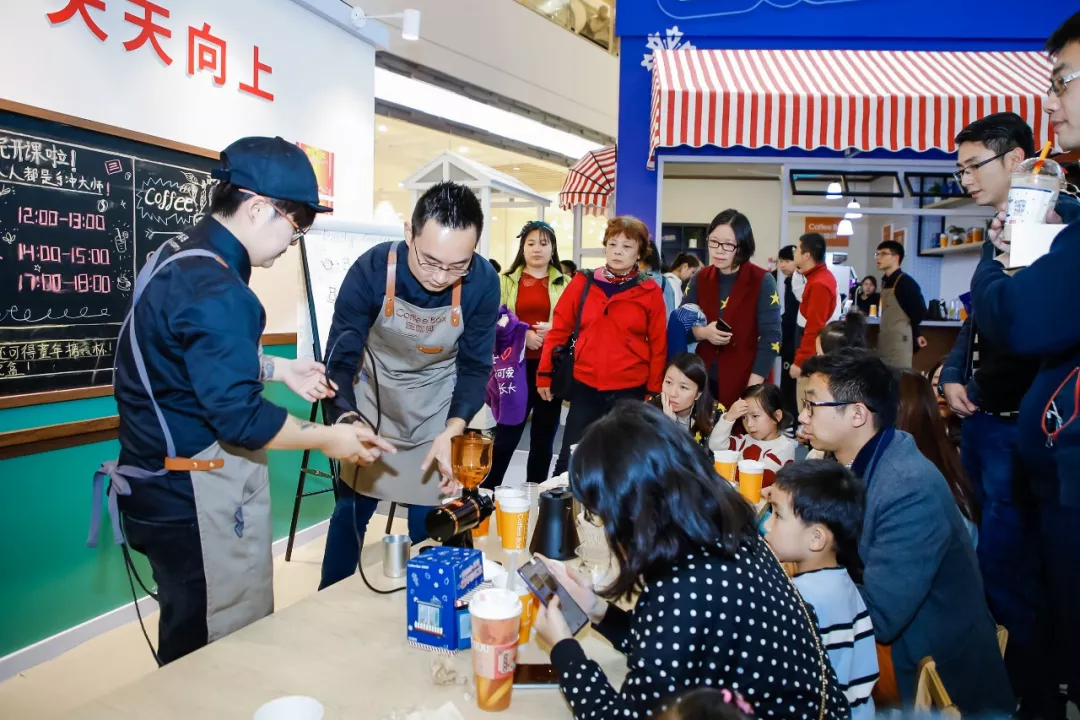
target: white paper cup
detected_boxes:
[254,696,324,720]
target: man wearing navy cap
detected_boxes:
[91,137,395,665]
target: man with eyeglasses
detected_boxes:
[786,349,1013,714]
[938,112,1080,718]
[319,181,500,590]
[970,12,1080,715]
[100,137,395,665]
[874,240,926,370]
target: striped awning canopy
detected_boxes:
[560,145,617,216]
[648,49,1054,168]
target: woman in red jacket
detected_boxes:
[683,209,781,410]
[538,216,667,476]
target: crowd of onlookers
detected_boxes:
[484,11,1080,719]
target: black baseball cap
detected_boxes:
[211,136,332,213]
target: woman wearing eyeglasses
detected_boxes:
[319,181,501,590]
[539,216,668,477]
[682,209,782,410]
[484,221,569,489]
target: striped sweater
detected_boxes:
[793,567,878,719]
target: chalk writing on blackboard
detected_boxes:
[0,121,215,396]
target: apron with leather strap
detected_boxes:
[88,245,273,644]
[339,242,465,506]
[878,273,913,371]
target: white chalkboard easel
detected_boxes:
[284,217,405,561]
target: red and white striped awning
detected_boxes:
[560,145,617,216]
[648,49,1054,168]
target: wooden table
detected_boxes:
[64,533,627,719]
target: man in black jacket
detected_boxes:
[777,244,800,422]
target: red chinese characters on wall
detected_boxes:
[46,0,274,102]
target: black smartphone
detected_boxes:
[715,318,733,333]
[513,663,560,688]
[517,558,590,636]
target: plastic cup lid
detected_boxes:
[714,450,739,461]
[495,486,526,499]
[738,459,765,472]
[469,587,523,621]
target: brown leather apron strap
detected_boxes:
[450,280,462,328]
[384,246,398,318]
[164,457,226,472]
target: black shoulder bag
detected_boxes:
[549,273,593,400]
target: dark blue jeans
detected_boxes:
[319,480,432,590]
[960,413,1054,711]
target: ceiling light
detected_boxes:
[826,182,842,200]
[350,7,421,41]
[459,146,469,154]
[378,124,388,133]
[374,68,603,160]
[401,9,421,41]
[837,219,854,236]
[397,182,404,187]
[844,200,862,219]
[513,167,521,171]
[492,216,498,220]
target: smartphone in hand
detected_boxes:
[715,318,733,333]
[517,558,590,636]
[513,663,560,688]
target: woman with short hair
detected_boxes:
[683,209,781,409]
[539,216,668,476]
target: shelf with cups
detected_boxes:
[921,243,984,256]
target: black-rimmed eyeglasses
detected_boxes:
[952,150,1009,183]
[411,241,472,278]
[802,399,874,417]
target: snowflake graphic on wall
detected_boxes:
[641,26,696,71]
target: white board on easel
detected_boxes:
[296,216,405,361]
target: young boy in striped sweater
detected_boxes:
[764,460,878,718]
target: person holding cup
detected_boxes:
[531,401,850,719]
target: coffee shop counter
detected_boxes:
[865,317,963,374]
[62,531,625,720]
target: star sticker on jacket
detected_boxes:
[721,298,729,309]
[771,341,781,353]
[770,292,780,305]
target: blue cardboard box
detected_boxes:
[406,546,485,653]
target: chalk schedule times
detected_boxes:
[0,125,215,397]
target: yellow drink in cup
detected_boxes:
[469,588,522,712]
[738,459,765,503]
[713,450,738,484]
[498,493,531,552]
[498,575,539,645]
[494,487,525,540]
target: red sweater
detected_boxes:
[794,263,838,367]
[538,273,668,393]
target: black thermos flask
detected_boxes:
[529,487,581,560]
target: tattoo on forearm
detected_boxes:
[259,354,275,382]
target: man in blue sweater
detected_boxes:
[970,12,1080,714]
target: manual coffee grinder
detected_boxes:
[424,431,495,548]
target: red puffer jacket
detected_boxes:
[537,272,668,394]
